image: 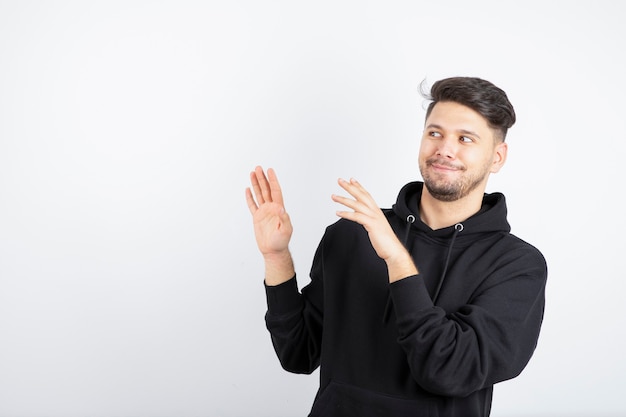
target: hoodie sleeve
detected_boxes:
[264,244,325,375]
[389,245,547,397]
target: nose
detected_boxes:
[435,136,457,159]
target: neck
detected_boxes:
[419,187,484,230]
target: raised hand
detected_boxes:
[246,166,295,285]
[332,177,417,282]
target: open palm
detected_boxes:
[245,166,293,256]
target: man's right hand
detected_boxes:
[245,166,295,285]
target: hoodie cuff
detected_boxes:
[389,275,434,317]
[264,275,302,316]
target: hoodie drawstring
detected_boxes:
[403,214,416,249]
[383,214,416,323]
[383,218,463,323]
[432,223,463,303]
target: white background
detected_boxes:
[0,1,624,416]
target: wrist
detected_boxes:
[264,250,295,286]
[385,251,418,283]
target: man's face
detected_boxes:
[418,101,507,202]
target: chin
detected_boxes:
[424,183,463,202]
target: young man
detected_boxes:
[245,77,547,417]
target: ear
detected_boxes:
[490,141,508,173]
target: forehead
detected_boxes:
[425,101,491,133]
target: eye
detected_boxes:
[428,131,442,138]
[459,135,474,143]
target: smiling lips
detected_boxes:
[426,159,464,172]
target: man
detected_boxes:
[245,77,547,417]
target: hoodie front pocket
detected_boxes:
[309,380,439,417]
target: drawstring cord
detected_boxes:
[383,214,416,323]
[403,214,416,247]
[383,219,464,323]
[432,223,463,303]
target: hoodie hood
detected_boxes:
[391,181,511,239]
[383,181,512,310]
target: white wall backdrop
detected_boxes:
[0,1,624,416]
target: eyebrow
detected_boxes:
[425,123,482,140]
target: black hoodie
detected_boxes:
[264,182,547,417]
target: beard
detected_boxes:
[419,158,490,202]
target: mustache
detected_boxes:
[425,158,464,170]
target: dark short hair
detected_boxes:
[421,77,516,142]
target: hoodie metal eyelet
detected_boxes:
[455,223,464,232]
[406,215,416,224]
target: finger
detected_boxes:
[337,177,371,200]
[347,178,373,200]
[254,166,273,204]
[267,168,286,207]
[335,209,365,225]
[331,193,362,212]
[245,187,258,215]
[250,170,265,205]
[336,178,378,211]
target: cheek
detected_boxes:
[481,154,499,172]
[418,141,434,157]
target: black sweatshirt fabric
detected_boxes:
[264,181,547,417]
